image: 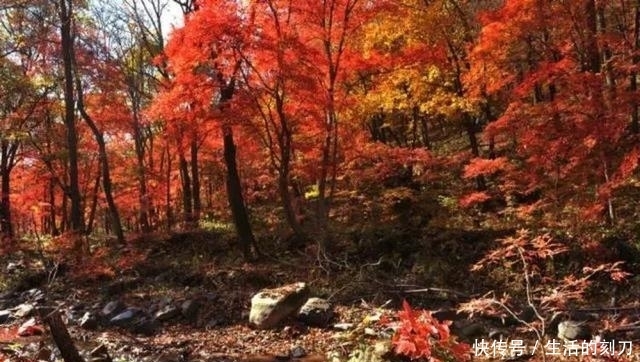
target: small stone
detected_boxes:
[181,299,200,320]
[0,310,12,324]
[131,317,158,336]
[21,289,45,303]
[17,318,44,336]
[6,262,20,273]
[109,308,141,327]
[154,305,180,322]
[454,321,486,341]
[291,346,307,358]
[298,297,334,327]
[333,323,354,330]
[80,312,99,330]
[558,320,591,341]
[14,303,35,318]
[101,301,125,319]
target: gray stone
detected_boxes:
[101,300,125,319]
[291,346,307,358]
[249,282,309,329]
[181,299,200,320]
[109,308,142,327]
[0,310,12,324]
[298,297,334,327]
[154,305,180,322]
[453,321,486,341]
[131,317,158,336]
[80,312,99,330]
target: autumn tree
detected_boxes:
[154,0,259,259]
[465,0,640,227]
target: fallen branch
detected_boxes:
[399,287,472,299]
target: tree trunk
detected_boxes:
[464,116,486,190]
[223,126,257,260]
[179,152,193,225]
[217,75,257,260]
[0,142,13,239]
[279,174,306,243]
[190,138,201,223]
[631,2,640,134]
[38,307,85,362]
[133,117,151,233]
[48,179,59,236]
[58,0,83,234]
[85,169,101,234]
[72,50,125,244]
[164,146,174,230]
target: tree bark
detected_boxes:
[57,0,83,234]
[218,76,257,260]
[72,53,125,244]
[190,137,201,223]
[631,2,640,134]
[38,307,85,362]
[179,152,193,225]
[133,113,151,233]
[0,140,16,238]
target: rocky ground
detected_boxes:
[1,230,640,362]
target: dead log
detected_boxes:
[38,307,85,362]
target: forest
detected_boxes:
[0,0,639,361]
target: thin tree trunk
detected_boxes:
[464,116,486,190]
[57,0,83,234]
[190,138,201,224]
[631,2,640,134]
[179,152,193,225]
[72,55,125,244]
[0,142,13,239]
[218,75,257,260]
[133,116,151,233]
[49,179,59,236]
[223,126,257,260]
[165,146,174,230]
[85,170,101,234]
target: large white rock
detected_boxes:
[249,282,309,329]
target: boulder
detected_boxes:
[298,297,334,327]
[249,282,309,329]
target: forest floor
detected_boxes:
[1,228,639,362]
